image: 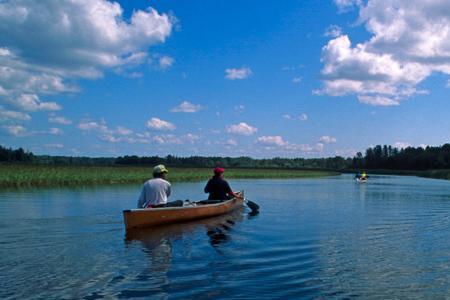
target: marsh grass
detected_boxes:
[0,164,339,188]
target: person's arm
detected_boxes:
[166,183,171,197]
[204,180,211,193]
[225,181,236,198]
[137,185,146,208]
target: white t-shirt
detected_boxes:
[137,178,171,208]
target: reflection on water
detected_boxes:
[2,175,450,299]
[125,208,245,251]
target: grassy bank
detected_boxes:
[0,164,340,188]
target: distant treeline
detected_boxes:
[2,143,450,171]
[115,155,351,169]
[352,144,450,170]
[0,145,350,169]
[0,145,34,162]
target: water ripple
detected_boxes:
[3,175,450,299]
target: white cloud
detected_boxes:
[319,135,337,143]
[78,120,108,132]
[226,122,258,136]
[0,107,30,121]
[115,126,133,136]
[255,135,322,154]
[226,139,237,146]
[77,118,151,144]
[394,142,411,149]
[324,25,343,38]
[2,125,27,136]
[159,55,174,70]
[14,94,61,112]
[320,1,450,106]
[334,0,361,11]
[152,134,181,144]
[170,101,202,113]
[256,135,287,147]
[0,0,173,111]
[299,113,308,121]
[146,117,175,131]
[49,127,62,135]
[48,115,72,125]
[283,113,308,121]
[225,67,252,80]
[183,133,200,144]
[292,77,302,84]
[315,143,324,152]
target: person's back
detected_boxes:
[137,165,171,208]
[204,167,235,200]
[138,177,171,207]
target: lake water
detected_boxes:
[1,174,450,299]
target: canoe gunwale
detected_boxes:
[124,198,239,213]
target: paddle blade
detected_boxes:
[246,199,259,212]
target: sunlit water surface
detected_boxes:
[1,175,450,299]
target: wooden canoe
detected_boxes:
[123,193,244,230]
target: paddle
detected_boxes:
[234,190,259,213]
[245,199,259,213]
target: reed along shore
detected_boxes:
[0,165,340,188]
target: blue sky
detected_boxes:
[1,0,449,157]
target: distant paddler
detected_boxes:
[355,171,368,181]
[137,164,183,208]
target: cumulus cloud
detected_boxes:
[256,135,323,153]
[78,119,150,144]
[319,135,337,143]
[292,77,302,84]
[159,55,174,70]
[334,0,362,12]
[13,94,61,112]
[49,127,62,135]
[78,120,108,132]
[394,142,411,149]
[183,133,200,143]
[283,113,308,121]
[0,0,173,111]
[170,101,202,113]
[225,67,252,80]
[151,133,199,145]
[324,25,343,38]
[226,139,237,146]
[256,135,287,147]
[152,134,182,145]
[299,113,308,121]
[115,126,133,136]
[226,122,258,136]
[146,117,175,131]
[48,115,72,125]
[320,0,450,106]
[0,107,30,121]
[2,125,27,136]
